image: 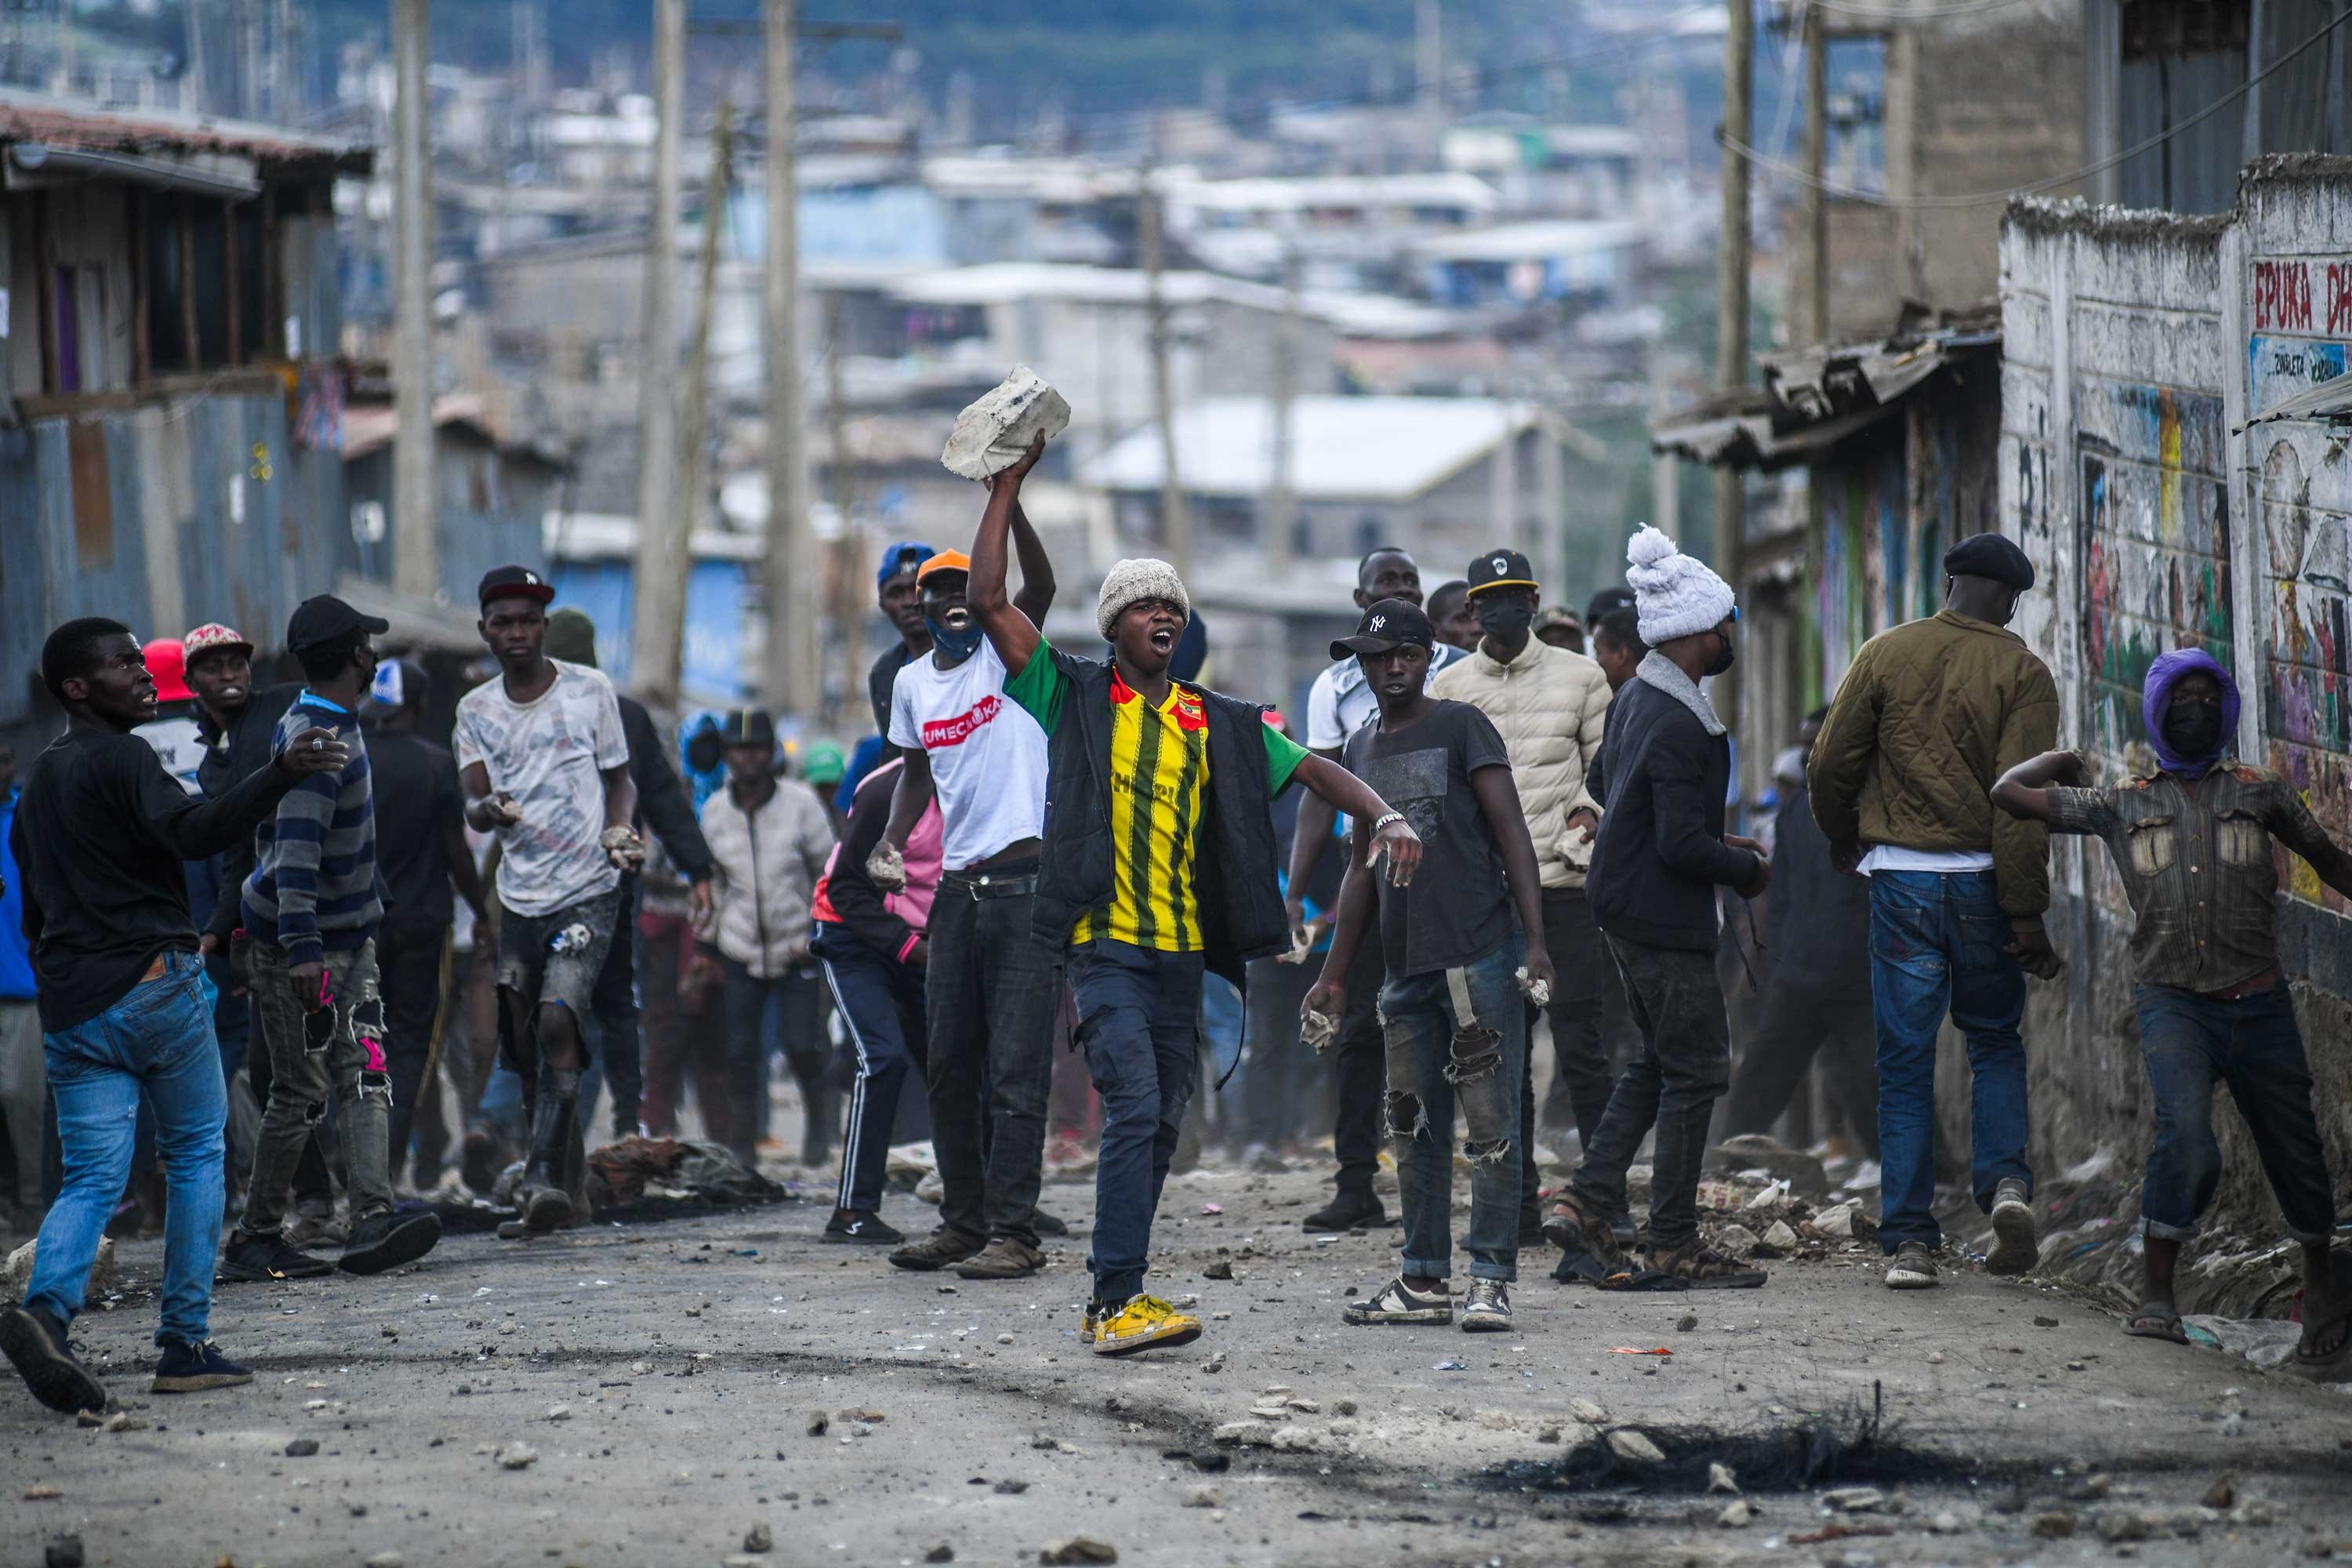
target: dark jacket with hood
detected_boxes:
[1585,653,1764,953]
[1019,648,1290,996]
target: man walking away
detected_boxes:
[543,608,714,1139]
[1809,533,2057,1290]
[1290,548,1466,1232]
[224,597,444,1282]
[699,710,836,1168]
[812,755,942,1243]
[877,528,1059,1283]
[1308,599,1554,1333]
[456,567,645,1232]
[2,619,345,1413]
[364,659,489,1187]
[1718,707,1878,1166]
[1542,527,1771,1290]
[1430,548,1613,1243]
[0,746,42,1232]
[978,435,1421,1358]
[1994,649,2352,1379]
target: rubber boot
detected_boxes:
[521,1067,579,1232]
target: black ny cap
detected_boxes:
[1585,585,1637,625]
[722,708,777,750]
[477,564,556,607]
[1466,547,1537,596]
[285,593,389,653]
[1330,597,1436,660]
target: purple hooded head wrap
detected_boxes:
[2142,648,2239,779]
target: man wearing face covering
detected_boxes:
[1992,650,2352,1379]
[877,525,1060,1282]
[1429,549,1613,1250]
[1808,532,2058,1294]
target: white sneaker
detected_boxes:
[1849,1160,1882,1192]
[1461,1279,1512,1332]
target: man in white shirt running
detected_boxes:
[877,515,1061,1282]
[1287,548,1465,1232]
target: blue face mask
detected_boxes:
[925,608,985,662]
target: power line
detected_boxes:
[1809,0,2037,20]
[1720,4,2352,209]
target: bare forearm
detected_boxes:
[601,766,638,833]
[1294,753,1390,826]
[1009,499,1057,622]
[1316,847,1377,989]
[884,756,933,848]
[1991,750,2077,823]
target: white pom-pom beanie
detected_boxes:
[1096,557,1192,640]
[1624,524,1735,645]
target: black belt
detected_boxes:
[943,864,1040,899]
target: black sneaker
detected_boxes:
[217,1230,335,1283]
[1303,1190,1388,1232]
[1,1305,107,1414]
[1030,1207,1070,1238]
[822,1211,905,1246]
[339,1210,443,1276]
[151,1338,254,1394]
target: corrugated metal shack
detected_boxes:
[0,88,371,737]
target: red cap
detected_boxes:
[143,637,193,703]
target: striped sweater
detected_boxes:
[241,692,382,962]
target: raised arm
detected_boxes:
[1009,498,1058,626]
[969,434,1048,677]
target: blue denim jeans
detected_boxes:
[31,951,227,1346]
[1070,938,1203,1305]
[1867,869,2030,1253]
[2135,983,2333,1244]
[1381,932,1526,1283]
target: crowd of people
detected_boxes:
[5,436,2350,1415]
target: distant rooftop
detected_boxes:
[1081,395,1540,503]
[0,85,372,172]
[1411,219,1648,264]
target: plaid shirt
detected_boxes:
[2045,764,2336,993]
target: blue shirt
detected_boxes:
[0,786,32,999]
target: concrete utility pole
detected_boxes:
[185,0,208,118]
[1263,239,1300,579]
[1416,0,1443,154]
[826,294,863,681]
[1711,0,1753,741]
[1138,166,1192,581]
[762,0,820,720]
[1802,0,1828,347]
[390,0,438,601]
[650,100,734,710]
[630,0,685,698]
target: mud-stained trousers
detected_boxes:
[244,939,395,1236]
[1381,931,1526,1283]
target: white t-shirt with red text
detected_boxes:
[887,638,1049,870]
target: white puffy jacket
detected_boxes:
[699,781,837,977]
[1429,637,1612,888]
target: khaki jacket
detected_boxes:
[1430,637,1612,888]
[1806,609,2059,934]
[699,781,837,976]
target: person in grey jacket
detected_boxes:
[1542,527,1770,1289]
[697,710,836,1167]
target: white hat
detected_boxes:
[1096,557,1191,640]
[1625,524,1735,645]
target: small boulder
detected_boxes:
[1717,1499,1753,1529]
[1037,1537,1117,1566]
[496,1443,538,1470]
[1604,1428,1664,1465]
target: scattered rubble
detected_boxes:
[1037,1536,1118,1566]
[496,1443,538,1470]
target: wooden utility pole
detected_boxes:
[1711,0,1753,740]
[630,0,686,698]
[390,0,437,600]
[763,0,820,720]
[1802,0,1828,347]
[651,101,734,708]
[1263,239,1300,579]
[826,293,862,678]
[1139,166,1192,579]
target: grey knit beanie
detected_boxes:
[1095,557,1191,641]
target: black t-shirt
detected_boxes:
[867,643,915,749]
[1341,699,1515,977]
[369,728,464,932]
[13,726,296,1032]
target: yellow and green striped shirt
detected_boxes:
[1004,641,1308,951]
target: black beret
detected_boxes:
[1942,532,2034,592]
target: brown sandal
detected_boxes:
[1646,1238,1768,1290]
[1541,1192,1624,1269]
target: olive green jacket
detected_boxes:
[1806,610,2059,935]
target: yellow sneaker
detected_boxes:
[1091,1294,1202,1358]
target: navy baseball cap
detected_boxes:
[876,541,937,590]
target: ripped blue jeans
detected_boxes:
[1380,931,1525,1283]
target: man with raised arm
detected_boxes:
[972,436,1421,1359]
